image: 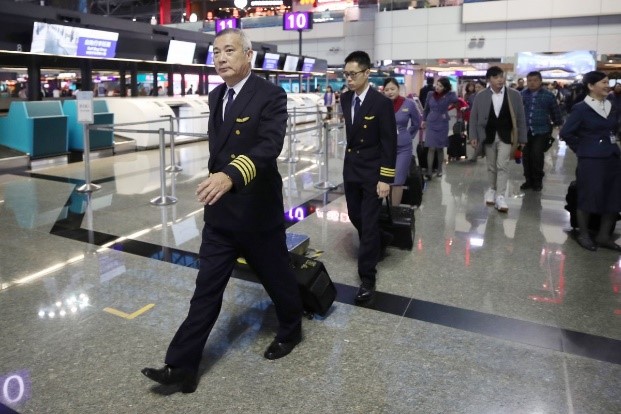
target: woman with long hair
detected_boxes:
[560,71,621,251]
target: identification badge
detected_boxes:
[611,133,617,144]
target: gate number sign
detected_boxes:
[283,12,313,31]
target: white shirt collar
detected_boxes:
[584,97,612,118]
[354,84,371,104]
[226,71,251,97]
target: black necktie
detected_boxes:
[223,88,235,120]
[353,96,361,122]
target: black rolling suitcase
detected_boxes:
[417,143,439,171]
[447,133,467,159]
[379,198,415,250]
[402,156,425,206]
[289,253,336,317]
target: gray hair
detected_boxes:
[214,28,252,52]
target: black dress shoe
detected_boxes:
[264,335,302,360]
[141,365,198,393]
[355,283,376,304]
[576,235,597,251]
[595,241,621,252]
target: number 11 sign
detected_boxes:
[215,18,240,33]
[283,12,313,31]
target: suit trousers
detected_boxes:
[164,223,303,371]
[344,180,382,285]
[522,131,549,186]
[484,135,512,196]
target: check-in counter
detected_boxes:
[0,101,68,158]
[292,93,323,124]
[102,98,173,149]
[287,95,310,126]
[157,96,209,142]
[63,100,114,151]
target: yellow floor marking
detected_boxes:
[103,303,155,320]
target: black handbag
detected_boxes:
[289,253,336,317]
[544,136,555,152]
[379,196,415,250]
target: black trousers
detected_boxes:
[165,224,303,371]
[522,131,549,186]
[344,180,382,285]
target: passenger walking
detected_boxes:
[421,77,462,179]
[382,77,421,205]
[324,85,335,120]
[560,71,621,252]
[419,76,434,108]
[468,66,527,213]
[141,28,303,393]
[520,71,563,192]
[340,50,397,304]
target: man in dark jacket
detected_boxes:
[340,50,397,304]
[142,28,303,394]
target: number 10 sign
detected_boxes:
[283,12,313,31]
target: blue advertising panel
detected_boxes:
[31,22,118,58]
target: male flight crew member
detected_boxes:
[340,51,397,303]
[142,28,303,393]
[469,66,527,213]
[520,71,563,192]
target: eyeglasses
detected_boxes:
[343,70,367,79]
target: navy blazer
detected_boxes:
[340,87,397,184]
[560,101,620,159]
[204,73,287,231]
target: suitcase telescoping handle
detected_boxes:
[382,193,395,224]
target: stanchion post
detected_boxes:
[314,121,337,190]
[166,115,182,172]
[292,107,301,143]
[151,128,178,206]
[76,91,101,193]
[314,108,323,154]
[286,113,297,164]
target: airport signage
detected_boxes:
[283,12,313,31]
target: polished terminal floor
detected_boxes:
[0,126,620,414]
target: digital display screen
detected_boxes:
[262,52,280,70]
[302,57,315,72]
[31,22,118,58]
[514,50,596,78]
[283,55,299,72]
[166,40,196,64]
[283,12,313,31]
[206,45,214,65]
